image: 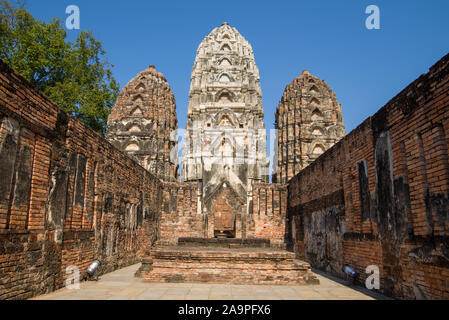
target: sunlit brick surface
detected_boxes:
[288,53,449,299]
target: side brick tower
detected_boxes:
[107,65,179,182]
[274,70,346,183]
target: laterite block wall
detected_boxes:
[288,53,449,299]
[0,60,162,300]
[157,182,288,246]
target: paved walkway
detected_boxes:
[32,264,388,300]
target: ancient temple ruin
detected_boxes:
[0,21,448,300]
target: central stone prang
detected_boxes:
[181,22,270,238]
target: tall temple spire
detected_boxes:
[274,70,346,183]
[107,65,179,182]
[181,23,269,237]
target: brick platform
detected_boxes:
[139,246,319,285]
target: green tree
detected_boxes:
[0,0,119,135]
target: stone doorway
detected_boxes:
[205,183,245,238]
[213,203,235,238]
[211,185,236,238]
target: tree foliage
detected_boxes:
[0,0,119,135]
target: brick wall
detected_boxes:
[250,183,288,246]
[158,182,203,244]
[288,53,449,299]
[157,182,288,246]
[0,60,163,300]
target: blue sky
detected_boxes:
[27,0,449,136]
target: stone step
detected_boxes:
[137,246,319,285]
[178,237,271,248]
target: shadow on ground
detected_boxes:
[311,268,392,300]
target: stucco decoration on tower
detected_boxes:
[181,22,270,237]
[107,65,179,182]
[274,70,346,184]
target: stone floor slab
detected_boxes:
[31,263,388,300]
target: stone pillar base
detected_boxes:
[134,257,153,278]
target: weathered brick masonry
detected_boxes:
[288,53,449,299]
[274,70,346,184]
[249,183,288,246]
[158,182,288,247]
[158,182,203,243]
[0,60,163,300]
[141,246,318,285]
[107,65,179,182]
